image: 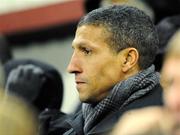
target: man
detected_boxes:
[61,5,163,135]
[5,5,163,135]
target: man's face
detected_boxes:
[161,57,180,123]
[67,25,125,103]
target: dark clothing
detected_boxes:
[4,59,63,112]
[48,84,163,135]
[144,0,180,24]
[81,65,160,134]
[154,14,180,71]
[45,66,163,135]
[84,0,102,13]
[39,109,67,135]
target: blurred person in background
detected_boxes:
[154,15,180,71]
[4,59,65,135]
[84,0,155,21]
[4,59,64,113]
[85,0,180,24]
[144,0,180,24]
[100,0,155,21]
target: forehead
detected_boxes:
[72,25,109,46]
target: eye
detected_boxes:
[80,47,92,55]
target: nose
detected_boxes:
[67,52,82,73]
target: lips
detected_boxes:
[75,80,85,84]
[75,76,86,84]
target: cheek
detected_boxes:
[85,56,121,87]
[85,64,111,90]
[91,64,111,81]
[91,65,121,89]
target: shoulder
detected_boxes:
[124,84,163,111]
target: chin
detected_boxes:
[79,96,98,104]
[80,98,92,103]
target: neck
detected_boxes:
[124,65,140,80]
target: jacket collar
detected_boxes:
[66,110,123,135]
[65,111,84,135]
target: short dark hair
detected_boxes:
[78,5,159,69]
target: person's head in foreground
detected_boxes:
[0,89,38,135]
[161,30,180,134]
[110,107,176,135]
[67,4,159,103]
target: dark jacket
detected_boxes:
[45,84,163,135]
[4,59,63,112]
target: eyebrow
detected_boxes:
[72,40,97,50]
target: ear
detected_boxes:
[121,48,139,73]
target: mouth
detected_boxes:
[75,81,86,84]
[75,81,86,91]
[75,79,86,87]
[75,75,86,86]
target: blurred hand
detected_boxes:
[5,64,46,102]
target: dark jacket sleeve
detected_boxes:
[39,109,69,135]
